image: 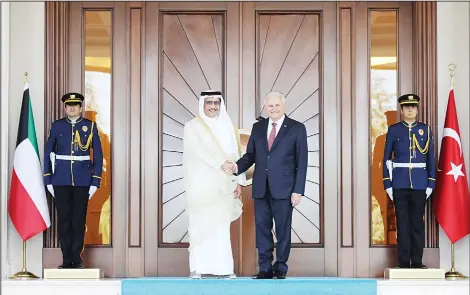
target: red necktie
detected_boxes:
[268,122,277,151]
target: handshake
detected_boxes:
[222,160,238,174]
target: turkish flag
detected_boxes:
[433,89,470,244]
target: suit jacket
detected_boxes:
[236,116,308,199]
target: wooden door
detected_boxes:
[43,2,128,277]
[239,2,338,277]
[141,2,339,277]
[340,1,440,277]
[45,1,437,278]
[142,1,243,276]
[42,1,339,277]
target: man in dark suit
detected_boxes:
[226,91,308,279]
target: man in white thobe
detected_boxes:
[183,90,246,279]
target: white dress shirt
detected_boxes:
[267,114,285,139]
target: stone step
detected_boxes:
[384,268,446,279]
[44,268,102,279]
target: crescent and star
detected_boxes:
[437,127,465,182]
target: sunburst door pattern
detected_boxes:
[161,14,224,243]
[258,14,321,244]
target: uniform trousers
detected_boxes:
[54,185,89,264]
[393,189,427,267]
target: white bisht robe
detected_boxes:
[183,113,245,275]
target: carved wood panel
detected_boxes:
[160,13,225,245]
[256,13,321,244]
[44,1,69,248]
[242,2,338,277]
[412,1,438,248]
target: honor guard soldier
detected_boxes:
[43,93,103,269]
[382,94,435,269]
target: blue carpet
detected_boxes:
[121,277,377,295]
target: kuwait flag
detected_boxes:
[8,82,51,241]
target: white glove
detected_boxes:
[426,187,433,199]
[47,184,54,197]
[386,188,393,201]
[89,186,97,200]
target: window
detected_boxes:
[84,10,112,246]
[369,10,398,246]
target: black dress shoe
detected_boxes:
[396,264,410,268]
[73,262,85,269]
[411,263,427,269]
[58,262,72,269]
[273,270,286,279]
[252,271,273,279]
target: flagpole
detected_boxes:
[445,243,467,279]
[10,72,39,280]
[443,63,466,279]
[10,241,39,279]
[448,63,456,89]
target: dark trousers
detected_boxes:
[254,183,293,273]
[393,189,426,266]
[54,185,89,264]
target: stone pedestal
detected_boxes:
[384,268,446,279]
[44,268,102,279]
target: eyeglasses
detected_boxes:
[205,101,221,106]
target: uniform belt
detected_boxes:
[393,162,426,168]
[50,152,90,174]
[386,161,426,181]
[55,155,90,161]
